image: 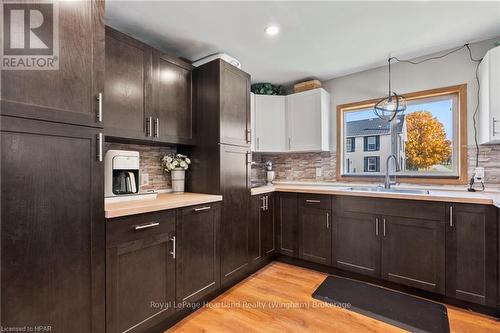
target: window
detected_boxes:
[364,157,380,172]
[364,136,379,151]
[346,137,355,152]
[336,85,467,184]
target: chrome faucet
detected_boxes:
[384,155,400,189]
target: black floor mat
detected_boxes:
[312,276,450,333]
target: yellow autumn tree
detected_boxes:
[405,111,452,170]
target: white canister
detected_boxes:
[171,168,186,192]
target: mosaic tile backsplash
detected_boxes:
[104,142,175,192]
[253,146,500,187]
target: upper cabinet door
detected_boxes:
[220,62,251,147]
[254,95,287,152]
[286,88,330,152]
[479,46,500,144]
[153,53,194,145]
[1,0,104,127]
[104,27,153,140]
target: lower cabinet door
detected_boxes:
[176,203,221,304]
[106,215,176,333]
[381,216,445,294]
[333,212,381,277]
[249,195,263,263]
[299,207,331,265]
[446,204,497,306]
[276,193,299,257]
[261,194,275,256]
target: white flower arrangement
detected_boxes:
[161,153,191,172]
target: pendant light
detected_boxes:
[374,58,406,121]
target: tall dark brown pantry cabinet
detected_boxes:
[185,59,251,287]
[1,1,105,332]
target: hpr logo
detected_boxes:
[1,1,59,70]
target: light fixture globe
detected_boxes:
[374,91,407,121]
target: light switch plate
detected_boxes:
[315,167,322,178]
[141,173,149,186]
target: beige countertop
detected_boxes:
[105,192,223,219]
[251,182,500,208]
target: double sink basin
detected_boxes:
[345,186,430,195]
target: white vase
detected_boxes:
[171,168,186,192]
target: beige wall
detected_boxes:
[323,37,500,149]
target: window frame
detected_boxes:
[336,84,468,185]
[364,156,380,172]
[346,137,355,152]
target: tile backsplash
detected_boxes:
[104,142,175,192]
[253,145,500,187]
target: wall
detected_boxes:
[105,142,175,192]
[253,37,500,186]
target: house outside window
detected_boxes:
[364,156,380,172]
[346,137,355,152]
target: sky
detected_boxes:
[345,99,454,140]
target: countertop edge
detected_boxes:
[105,194,223,219]
[251,185,500,208]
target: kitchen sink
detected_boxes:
[346,187,430,195]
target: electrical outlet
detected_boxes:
[474,167,485,182]
[141,173,149,186]
[315,167,322,178]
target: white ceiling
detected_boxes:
[105,1,500,85]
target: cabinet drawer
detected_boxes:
[106,210,176,247]
[180,202,220,216]
[338,196,445,221]
[300,194,332,210]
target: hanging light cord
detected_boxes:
[388,43,484,184]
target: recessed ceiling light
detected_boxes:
[265,25,280,36]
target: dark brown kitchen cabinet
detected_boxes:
[299,195,332,265]
[333,211,381,277]
[1,116,105,333]
[176,203,221,304]
[249,193,275,265]
[104,27,153,140]
[153,52,194,145]
[106,210,176,333]
[446,203,497,306]
[276,193,299,257]
[1,0,104,127]
[192,59,251,147]
[219,145,251,286]
[381,216,445,294]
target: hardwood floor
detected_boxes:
[168,262,500,333]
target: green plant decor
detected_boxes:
[251,83,285,95]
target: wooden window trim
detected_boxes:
[336,84,468,185]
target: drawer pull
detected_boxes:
[383,218,387,237]
[326,213,330,229]
[305,199,321,203]
[170,236,176,259]
[194,206,211,212]
[134,222,159,230]
[375,218,379,236]
[449,206,453,227]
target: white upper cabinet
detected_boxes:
[254,95,287,152]
[286,88,330,152]
[250,92,256,151]
[479,45,500,144]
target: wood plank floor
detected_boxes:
[168,262,500,333]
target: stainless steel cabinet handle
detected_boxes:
[154,118,159,137]
[96,132,103,162]
[375,218,379,236]
[194,206,211,212]
[134,222,159,230]
[305,199,321,203]
[326,213,330,229]
[257,137,260,150]
[261,197,266,210]
[288,138,291,150]
[170,236,176,259]
[449,206,453,227]
[247,129,252,143]
[493,117,498,136]
[96,92,103,122]
[266,196,269,211]
[383,218,386,237]
[247,152,252,164]
[146,116,152,137]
